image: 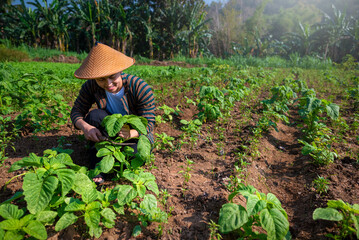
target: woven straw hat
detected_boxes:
[74,42,135,79]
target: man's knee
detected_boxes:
[84,109,109,127]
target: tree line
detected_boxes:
[1,0,358,62]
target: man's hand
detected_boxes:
[118,124,139,139]
[83,125,106,142]
[76,119,106,142]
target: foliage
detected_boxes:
[313,199,359,239]
[95,114,151,177]
[0,47,30,62]
[218,184,290,240]
[312,176,330,195]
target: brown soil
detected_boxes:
[1,84,358,240]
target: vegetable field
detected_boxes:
[0,61,358,239]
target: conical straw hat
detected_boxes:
[74,42,135,79]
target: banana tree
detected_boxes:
[311,4,351,61]
[180,1,211,58]
[157,0,186,59]
[29,0,70,51]
[9,0,41,47]
[69,0,99,48]
[283,22,315,56]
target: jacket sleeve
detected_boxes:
[131,77,156,144]
[70,80,96,128]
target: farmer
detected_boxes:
[70,42,155,183]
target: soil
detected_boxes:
[1,69,358,240]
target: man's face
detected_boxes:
[95,72,123,93]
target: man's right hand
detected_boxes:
[84,125,106,142]
[76,119,106,142]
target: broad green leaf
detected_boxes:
[102,114,126,137]
[0,204,24,220]
[246,195,266,216]
[55,212,78,231]
[117,185,137,206]
[145,181,159,195]
[23,220,47,240]
[64,198,86,212]
[137,135,151,161]
[96,148,112,157]
[101,208,116,226]
[113,203,125,215]
[0,229,4,240]
[23,173,59,214]
[3,231,24,240]
[19,214,34,227]
[89,225,102,238]
[123,170,139,183]
[83,188,99,204]
[218,203,248,234]
[54,169,76,196]
[326,103,339,120]
[0,219,21,230]
[9,153,42,172]
[72,173,96,195]
[260,208,289,240]
[137,184,147,198]
[327,200,350,211]
[139,172,156,182]
[114,151,125,162]
[127,117,147,135]
[86,202,102,212]
[98,155,114,173]
[313,208,343,221]
[36,211,57,224]
[140,194,157,211]
[85,210,101,236]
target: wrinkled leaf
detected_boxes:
[54,169,76,196]
[72,173,96,195]
[313,208,343,221]
[218,203,248,234]
[23,220,47,240]
[55,212,78,231]
[117,185,137,206]
[23,173,59,214]
[98,155,114,173]
[36,210,57,224]
[260,208,289,240]
[0,219,21,230]
[0,204,24,220]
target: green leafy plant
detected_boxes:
[155,133,175,151]
[208,219,222,240]
[0,203,53,240]
[178,158,194,195]
[197,86,224,121]
[157,104,182,123]
[0,116,17,164]
[180,119,202,149]
[312,176,330,195]
[313,199,359,239]
[94,114,151,178]
[218,184,290,240]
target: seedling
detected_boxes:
[178,158,195,195]
[312,176,330,195]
